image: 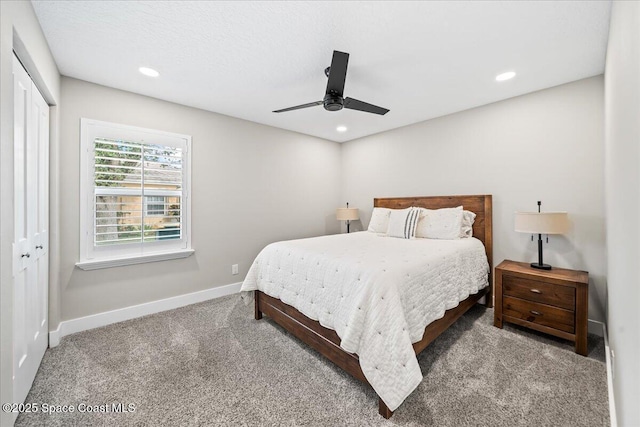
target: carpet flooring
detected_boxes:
[16,295,608,426]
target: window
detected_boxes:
[146,196,166,216]
[78,119,193,270]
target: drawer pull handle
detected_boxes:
[530,289,542,294]
[530,310,542,316]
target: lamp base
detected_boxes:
[531,262,552,270]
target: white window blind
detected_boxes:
[78,119,192,269]
[94,138,183,245]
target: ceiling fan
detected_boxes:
[273,50,389,116]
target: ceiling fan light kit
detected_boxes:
[274,50,389,116]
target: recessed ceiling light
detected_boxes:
[336,126,347,132]
[139,67,159,77]
[495,71,516,82]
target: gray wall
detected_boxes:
[0,1,61,425]
[58,77,341,321]
[605,1,640,425]
[341,76,606,323]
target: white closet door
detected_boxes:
[12,54,49,406]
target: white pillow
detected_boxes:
[367,207,391,234]
[415,206,464,239]
[387,207,420,239]
[461,210,476,238]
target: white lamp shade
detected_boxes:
[515,212,569,234]
[336,208,359,221]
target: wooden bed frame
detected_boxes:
[254,195,493,418]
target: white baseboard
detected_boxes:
[49,323,61,347]
[602,322,617,427]
[49,282,242,347]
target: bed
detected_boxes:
[242,195,493,418]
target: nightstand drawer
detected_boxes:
[503,296,575,333]
[503,276,575,310]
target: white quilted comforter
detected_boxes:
[241,232,489,411]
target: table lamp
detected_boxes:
[336,202,359,233]
[515,201,569,270]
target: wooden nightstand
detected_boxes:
[494,260,589,356]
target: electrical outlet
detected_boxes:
[232,264,239,275]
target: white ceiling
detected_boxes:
[32,1,611,142]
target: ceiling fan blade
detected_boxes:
[344,97,389,115]
[273,101,323,113]
[325,51,349,96]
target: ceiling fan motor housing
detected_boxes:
[323,93,343,111]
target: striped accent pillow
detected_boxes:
[387,207,420,239]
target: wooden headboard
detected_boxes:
[374,195,493,297]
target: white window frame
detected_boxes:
[77,118,193,270]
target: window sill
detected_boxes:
[75,249,195,271]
